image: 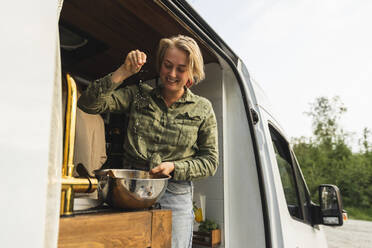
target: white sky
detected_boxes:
[188,0,372,150]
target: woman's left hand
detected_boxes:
[150,162,175,177]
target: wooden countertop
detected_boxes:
[58,209,172,248]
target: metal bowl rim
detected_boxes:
[93,169,171,181]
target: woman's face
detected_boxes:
[160,47,190,94]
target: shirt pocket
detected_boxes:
[174,111,202,147]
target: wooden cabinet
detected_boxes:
[192,229,221,248]
[58,210,171,248]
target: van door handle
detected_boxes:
[250,108,259,125]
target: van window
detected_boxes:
[269,126,304,220]
[291,153,312,223]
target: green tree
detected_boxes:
[293,96,372,213]
[305,96,347,147]
[359,127,371,154]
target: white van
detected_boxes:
[0,0,343,247]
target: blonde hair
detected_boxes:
[156,35,205,84]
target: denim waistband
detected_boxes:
[167,180,192,195]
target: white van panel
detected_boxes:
[0,1,62,248]
[221,60,266,247]
[259,107,328,247]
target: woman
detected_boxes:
[78,35,218,248]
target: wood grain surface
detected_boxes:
[58,210,171,248]
[151,210,172,248]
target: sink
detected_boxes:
[74,196,102,211]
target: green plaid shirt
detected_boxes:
[78,74,218,181]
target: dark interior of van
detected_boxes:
[59,0,220,170]
[59,0,218,81]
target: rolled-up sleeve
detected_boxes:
[173,101,219,181]
[78,74,135,115]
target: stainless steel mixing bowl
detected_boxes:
[94,169,170,209]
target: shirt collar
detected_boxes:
[153,84,196,104]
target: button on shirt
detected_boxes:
[78,74,218,181]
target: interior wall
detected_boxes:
[192,63,225,247]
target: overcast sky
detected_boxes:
[188,0,372,150]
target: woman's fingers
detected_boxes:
[150,164,162,174]
[150,162,174,176]
[133,50,139,66]
[123,50,147,74]
[135,50,147,66]
[140,52,147,65]
[135,50,142,65]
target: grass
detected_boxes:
[344,207,372,221]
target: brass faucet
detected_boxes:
[60,74,98,216]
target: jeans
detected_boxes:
[157,181,194,248]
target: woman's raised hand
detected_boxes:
[111,49,147,84]
[123,50,147,75]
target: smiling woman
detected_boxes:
[157,35,205,106]
[77,34,219,248]
[157,35,205,84]
[160,47,190,99]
